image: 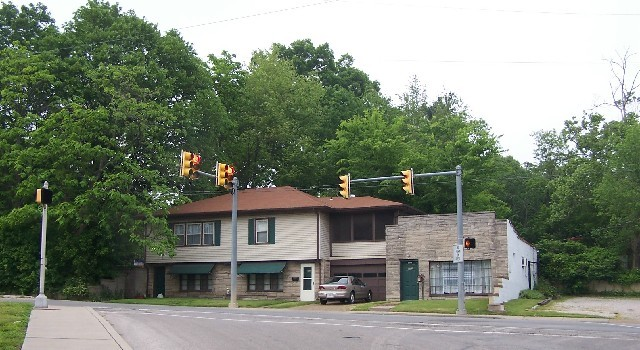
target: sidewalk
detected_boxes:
[22,305,132,350]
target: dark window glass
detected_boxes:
[375,212,395,241]
[179,274,209,292]
[331,214,351,242]
[247,273,283,291]
[353,213,373,241]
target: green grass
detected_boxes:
[354,298,603,318]
[391,298,491,314]
[108,297,603,319]
[108,298,306,308]
[0,302,32,350]
[505,298,602,318]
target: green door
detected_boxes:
[153,266,165,297]
[400,260,419,301]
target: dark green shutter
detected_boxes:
[214,221,221,246]
[248,219,255,245]
[268,217,276,244]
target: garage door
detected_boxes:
[330,259,386,301]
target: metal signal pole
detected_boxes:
[455,165,466,315]
[229,177,239,308]
[35,181,49,309]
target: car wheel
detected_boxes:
[349,291,355,304]
[366,291,372,302]
[320,299,327,305]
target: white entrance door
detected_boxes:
[300,264,315,301]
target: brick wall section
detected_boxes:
[385,212,509,301]
[151,261,318,300]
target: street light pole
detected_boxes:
[35,181,49,309]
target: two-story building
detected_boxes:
[142,187,537,306]
[144,186,421,301]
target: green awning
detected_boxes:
[168,263,214,275]
[237,262,286,274]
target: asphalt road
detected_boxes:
[96,304,640,350]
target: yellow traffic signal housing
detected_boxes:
[217,162,235,188]
[216,162,227,187]
[224,164,235,189]
[401,168,414,195]
[181,150,201,179]
[339,174,351,199]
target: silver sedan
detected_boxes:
[318,275,372,304]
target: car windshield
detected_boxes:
[326,277,349,284]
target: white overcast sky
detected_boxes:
[8,0,640,163]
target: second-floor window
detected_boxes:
[330,211,396,242]
[174,221,221,246]
[248,217,275,245]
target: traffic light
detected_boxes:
[180,150,202,179]
[401,168,414,195]
[35,188,53,205]
[216,162,227,187]
[224,164,235,189]
[339,174,351,199]
[464,237,476,249]
[217,162,235,188]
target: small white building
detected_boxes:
[385,212,537,307]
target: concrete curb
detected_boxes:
[87,307,133,350]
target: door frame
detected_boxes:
[400,259,419,301]
[153,265,165,298]
[300,263,315,301]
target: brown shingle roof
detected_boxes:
[317,196,411,210]
[168,186,423,217]
[168,186,323,216]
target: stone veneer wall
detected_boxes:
[385,212,509,301]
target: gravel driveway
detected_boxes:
[548,297,640,323]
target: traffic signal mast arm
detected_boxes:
[349,169,457,184]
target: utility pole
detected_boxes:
[229,177,238,308]
[35,181,50,309]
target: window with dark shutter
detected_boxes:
[248,219,255,245]
[214,221,221,246]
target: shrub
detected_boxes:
[519,289,545,299]
[534,278,558,298]
[614,269,640,285]
[62,278,89,300]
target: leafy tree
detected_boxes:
[0,1,229,293]
[224,50,325,187]
[595,117,640,267]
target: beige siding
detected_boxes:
[331,241,386,258]
[146,212,319,263]
[318,212,331,259]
